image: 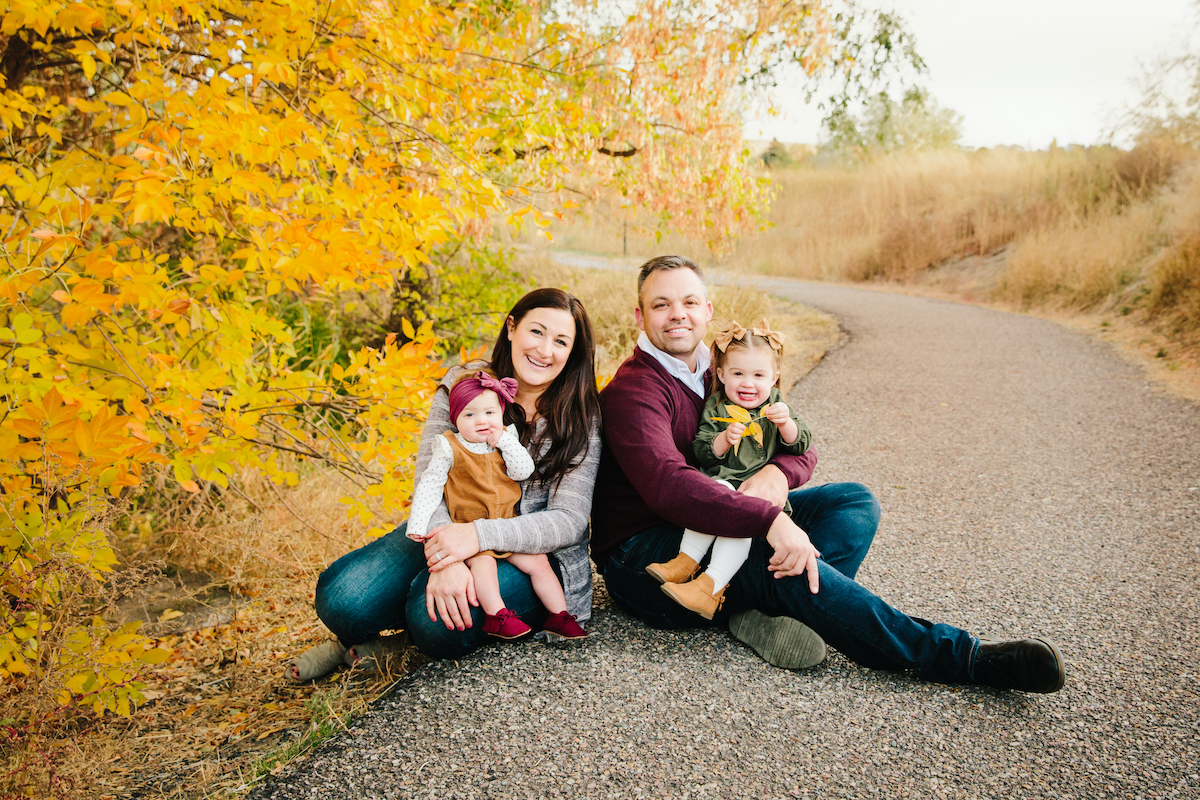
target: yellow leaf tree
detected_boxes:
[0,0,914,718]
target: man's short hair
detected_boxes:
[637,255,705,308]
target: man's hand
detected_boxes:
[424,522,481,571]
[426,562,478,630]
[737,463,789,509]
[765,513,821,593]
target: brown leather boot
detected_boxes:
[661,573,726,620]
[646,552,700,584]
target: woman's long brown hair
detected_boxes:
[489,288,601,487]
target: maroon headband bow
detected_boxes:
[477,371,518,404]
[448,371,519,423]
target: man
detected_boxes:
[590,255,1065,692]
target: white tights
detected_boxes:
[677,479,752,594]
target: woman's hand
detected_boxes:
[425,562,478,631]
[424,522,481,572]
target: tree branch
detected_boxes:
[490,144,550,160]
[598,145,639,158]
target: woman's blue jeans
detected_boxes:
[601,482,978,683]
[314,522,549,660]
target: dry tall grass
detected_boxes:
[1147,165,1200,348]
[980,154,1200,383]
[727,145,1181,282]
[995,202,1161,307]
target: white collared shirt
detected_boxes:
[637,332,711,398]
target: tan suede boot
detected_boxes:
[645,552,700,584]
[661,573,726,620]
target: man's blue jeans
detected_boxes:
[314,522,550,660]
[601,482,978,684]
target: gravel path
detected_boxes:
[253,281,1200,800]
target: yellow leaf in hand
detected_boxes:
[722,404,752,423]
[746,421,764,448]
[710,404,764,456]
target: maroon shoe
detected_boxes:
[542,611,588,642]
[483,609,532,640]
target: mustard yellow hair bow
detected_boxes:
[750,317,786,352]
[710,320,746,352]
[711,318,785,352]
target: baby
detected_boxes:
[407,370,587,642]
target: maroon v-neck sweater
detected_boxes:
[590,348,818,566]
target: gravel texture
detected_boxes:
[253,281,1200,800]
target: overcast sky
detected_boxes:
[745,0,1198,149]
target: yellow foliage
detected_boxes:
[0,0,855,721]
[708,404,766,456]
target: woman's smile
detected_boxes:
[507,308,576,392]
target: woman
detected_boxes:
[289,288,602,679]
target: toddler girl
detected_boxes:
[407,370,587,642]
[646,319,812,618]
